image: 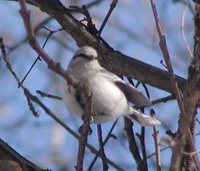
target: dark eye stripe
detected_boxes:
[73,54,88,59]
[73,54,97,60]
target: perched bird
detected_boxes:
[61,46,161,126]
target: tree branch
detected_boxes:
[98,0,118,36]
[5,0,186,94]
[150,110,161,171]
[149,0,200,170]
[97,125,108,171]
[0,139,44,171]
[87,120,118,171]
[124,118,144,171]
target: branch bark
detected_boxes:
[0,138,44,171]
[6,0,186,94]
[33,0,187,94]
[169,1,200,170]
[124,118,145,171]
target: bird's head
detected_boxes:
[68,46,100,70]
[73,46,98,60]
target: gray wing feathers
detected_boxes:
[115,81,151,107]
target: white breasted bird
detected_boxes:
[61,46,161,126]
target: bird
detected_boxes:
[60,46,161,126]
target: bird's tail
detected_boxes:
[127,108,161,126]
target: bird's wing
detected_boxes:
[115,81,151,107]
[99,68,120,80]
[99,68,151,107]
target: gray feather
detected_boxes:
[115,81,151,107]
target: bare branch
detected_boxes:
[181,2,193,58]
[0,138,43,171]
[76,89,92,171]
[88,120,118,171]
[97,125,108,171]
[98,0,118,36]
[146,146,169,160]
[124,118,144,171]
[136,126,148,171]
[151,95,174,105]
[182,149,200,157]
[149,0,185,112]
[19,27,63,87]
[149,0,200,170]
[150,109,161,171]
[36,90,62,100]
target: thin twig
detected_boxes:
[36,90,62,100]
[146,146,169,159]
[1,40,20,84]
[181,1,193,58]
[68,5,98,35]
[151,95,174,105]
[0,17,52,62]
[196,118,200,125]
[125,79,147,170]
[24,89,40,117]
[97,125,108,171]
[18,27,64,87]
[146,129,200,160]
[150,0,185,118]
[0,37,39,117]
[86,0,104,8]
[136,126,148,171]
[98,0,118,36]
[68,4,111,48]
[139,83,150,170]
[160,60,167,69]
[124,118,144,170]
[182,149,200,157]
[19,0,68,84]
[150,109,161,171]
[173,0,194,14]
[76,92,92,171]
[87,120,119,171]
[142,83,150,99]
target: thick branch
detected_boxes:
[0,139,43,171]
[6,0,186,93]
